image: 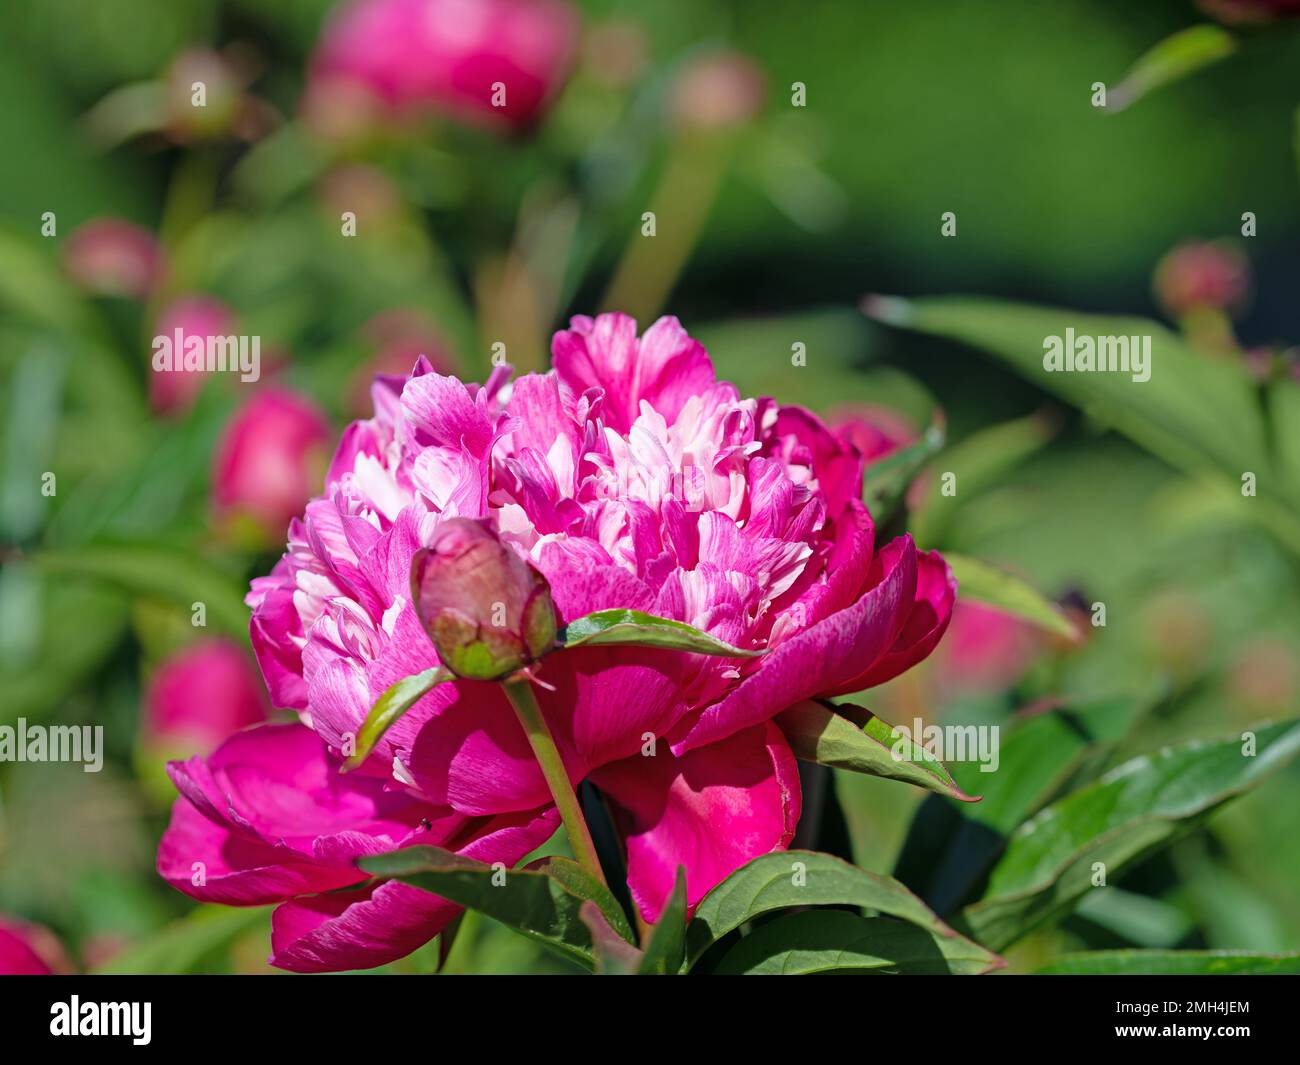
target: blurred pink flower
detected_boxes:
[1153,240,1250,319]
[348,309,455,416]
[149,296,236,416]
[145,638,269,756]
[305,0,579,135]
[163,312,954,970]
[934,601,1039,696]
[669,50,766,132]
[63,218,161,299]
[213,388,333,541]
[827,404,918,464]
[0,917,73,975]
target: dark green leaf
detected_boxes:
[714,909,1002,975]
[685,849,999,970]
[638,867,687,974]
[359,846,635,969]
[777,700,978,802]
[343,667,453,771]
[958,719,1300,951]
[559,609,761,658]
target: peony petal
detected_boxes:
[591,721,801,923]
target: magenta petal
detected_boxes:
[830,547,957,693]
[670,535,919,754]
[270,880,457,973]
[592,721,801,923]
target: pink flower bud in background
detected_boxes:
[149,296,237,416]
[826,404,919,464]
[411,518,557,679]
[145,638,269,756]
[0,917,73,975]
[669,50,766,133]
[1153,240,1250,319]
[934,601,1039,696]
[213,388,332,541]
[305,0,580,135]
[62,218,161,299]
[1196,0,1300,23]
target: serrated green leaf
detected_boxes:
[777,700,978,802]
[945,553,1077,639]
[714,909,1001,975]
[958,719,1300,951]
[559,609,761,657]
[358,846,635,970]
[685,849,999,971]
[1036,950,1300,976]
[343,667,452,771]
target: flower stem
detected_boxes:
[502,679,607,886]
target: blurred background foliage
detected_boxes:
[0,0,1298,973]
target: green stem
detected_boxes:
[502,679,607,886]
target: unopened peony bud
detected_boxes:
[63,218,161,299]
[669,50,766,133]
[1153,240,1250,318]
[411,518,556,679]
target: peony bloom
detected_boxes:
[149,296,237,416]
[212,388,333,541]
[305,0,579,134]
[144,638,269,756]
[63,218,161,299]
[0,917,73,975]
[163,313,954,970]
[932,601,1039,697]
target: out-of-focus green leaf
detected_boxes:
[713,909,1001,975]
[344,667,453,771]
[93,905,272,975]
[910,410,1059,546]
[559,609,760,657]
[778,700,978,803]
[946,553,1078,639]
[862,421,945,518]
[684,849,999,971]
[958,719,1300,951]
[358,846,635,970]
[28,543,249,636]
[637,868,687,974]
[1036,950,1300,975]
[1105,25,1237,114]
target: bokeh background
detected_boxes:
[1,0,1298,974]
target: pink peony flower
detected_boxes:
[149,296,236,416]
[933,601,1039,697]
[212,388,333,541]
[164,313,954,970]
[305,0,579,134]
[144,638,269,756]
[63,218,162,299]
[0,917,73,975]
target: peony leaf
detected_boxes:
[1105,25,1236,114]
[713,909,1002,975]
[945,553,1078,640]
[579,902,644,975]
[958,719,1300,952]
[558,609,762,657]
[685,849,1000,972]
[358,846,635,970]
[1035,949,1300,976]
[776,700,979,803]
[343,666,453,771]
[637,867,688,975]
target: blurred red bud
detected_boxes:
[1154,240,1250,318]
[669,50,766,133]
[145,638,269,756]
[63,218,161,299]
